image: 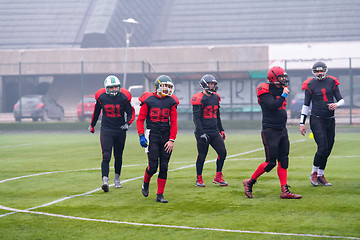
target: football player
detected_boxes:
[137,75,179,203]
[300,62,344,186]
[191,74,227,187]
[243,66,302,199]
[89,75,135,192]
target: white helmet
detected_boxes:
[104,75,121,96]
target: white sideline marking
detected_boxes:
[1,139,360,239]
[0,205,358,239]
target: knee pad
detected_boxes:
[264,162,276,172]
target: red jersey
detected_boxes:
[136,92,179,141]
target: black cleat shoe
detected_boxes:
[243,178,256,198]
[156,194,168,203]
[142,181,149,197]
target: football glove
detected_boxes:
[221,131,226,140]
[199,133,209,143]
[88,125,95,133]
[139,135,148,148]
[120,123,129,131]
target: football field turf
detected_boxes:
[0,128,359,239]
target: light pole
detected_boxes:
[122,18,139,89]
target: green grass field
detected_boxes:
[0,128,359,240]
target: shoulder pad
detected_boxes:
[138,92,153,103]
[120,88,132,101]
[328,75,340,86]
[256,83,270,97]
[213,92,221,102]
[302,78,313,90]
[95,88,106,100]
[191,92,204,106]
[171,94,180,105]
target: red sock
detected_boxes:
[251,162,267,180]
[144,167,152,183]
[157,178,167,194]
[277,165,287,186]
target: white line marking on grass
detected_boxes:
[0,205,359,239]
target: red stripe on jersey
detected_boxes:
[139,92,154,103]
[169,105,178,140]
[136,103,148,135]
[191,92,204,106]
[302,78,312,91]
[120,88,132,102]
[256,83,270,97]
[95,88,106,102]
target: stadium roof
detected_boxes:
[0,0,359,50]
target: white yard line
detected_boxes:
[0,205,358,239]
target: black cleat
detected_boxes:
[142,181,149,197]
[156,194,168,203]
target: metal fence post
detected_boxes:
[349,58,353,125]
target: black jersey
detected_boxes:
[191,92,224,135]
[90,88,135,133]
[136,92,179,140]
[302,76,342,118]
[257,83,287,129]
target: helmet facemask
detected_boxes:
[312,68,328,80]
[156,81,174,97]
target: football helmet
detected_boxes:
[199,74,218,94]
[104,75,121,96]
[154,75,174,97]
[267,66,289,86]
[312,62,328,80]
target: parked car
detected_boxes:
[13,95,64,122]
[77,95,96,121]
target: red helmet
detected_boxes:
[267,66,289,86]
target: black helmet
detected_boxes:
[312,62,328,80]
[199,74,218,94]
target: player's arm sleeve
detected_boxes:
[192,104,204,134]
[136,103,148,135]
[169,105,178,141]
[124,101,135,125]
[300,90,312,125]
[217,107,224,132]
[333,86,345,107]
[90,100,102,127]
[259,93,284,111]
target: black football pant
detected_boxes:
[310,115,335,170]
[195,133,227,176]
[261,128,289,171]
[100,130,126,178]
[146,131,172,179]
